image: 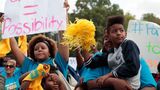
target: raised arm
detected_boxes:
[10,37,25,65]
[81,49,93,62]
[75,48,84,69]
[57,0,70,61]
[0,13,4,23]
[57,31,69,62]
[1,14,25,65]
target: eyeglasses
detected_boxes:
[5,65,15,68]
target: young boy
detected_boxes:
[86,15,141,90]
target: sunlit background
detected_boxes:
[0,0,160,19]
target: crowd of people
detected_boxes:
[0,0,159,90]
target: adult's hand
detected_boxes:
[96,73,112,87]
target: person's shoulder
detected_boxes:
[0,67,4,73]
[124,39,137,44]
[122,39,138,47]
[1,69,6,77]
[93,52,102,56]
[121,39,140,54]
[24,56,34,61]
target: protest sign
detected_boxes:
[68,57,77,70]
[2,0,66,38]
[127,20,160,73]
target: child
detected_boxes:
[75,32,131,90]
[41,65,67,90]
[86,15,141,90]
[20,64,50,90]
[20,64,67,90]
[42,73,67,90]
[9,0,70,78]
[10,34,69,77]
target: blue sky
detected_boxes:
[1,0,160,19]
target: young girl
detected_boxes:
[10,34,69,77]
[9,0,70,78]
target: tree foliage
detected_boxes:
[142,13,160,25]
[124,12,135,30]
[69,0,123,50]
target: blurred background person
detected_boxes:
[1,58,21,90]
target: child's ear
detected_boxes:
[125,32,127,37]
[48,52,51,57]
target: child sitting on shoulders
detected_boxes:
[86,15,141,90]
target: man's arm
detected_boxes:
[75,48,84,69]
[87,78,132,90]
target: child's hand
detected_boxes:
[43,72,49,78]
[45,73,61,89]
[0,15,4,23]
[76,47,81,54]
[96,75,109,88]
[111,78,132,90]
[50,73,61,85]
[90,45,98,53]
[64,0,70,11]
[43,64,49,70]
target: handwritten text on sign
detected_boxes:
[2,0,66,38]
[127,20,160,73]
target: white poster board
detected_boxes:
[2,0,66,38]
[127,20,160,73]
[68,57,77,70]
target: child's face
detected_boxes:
[34,42,50,61]
[103,34,112,50]
[108,24,126,48]
[44,73,60,90]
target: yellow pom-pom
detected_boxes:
[63,19,96,51]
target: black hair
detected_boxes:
[157,62,160,73]
[74,82,88,90]
[0,12,4,17]
[41,65,58,89]
[106,15,124,32]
